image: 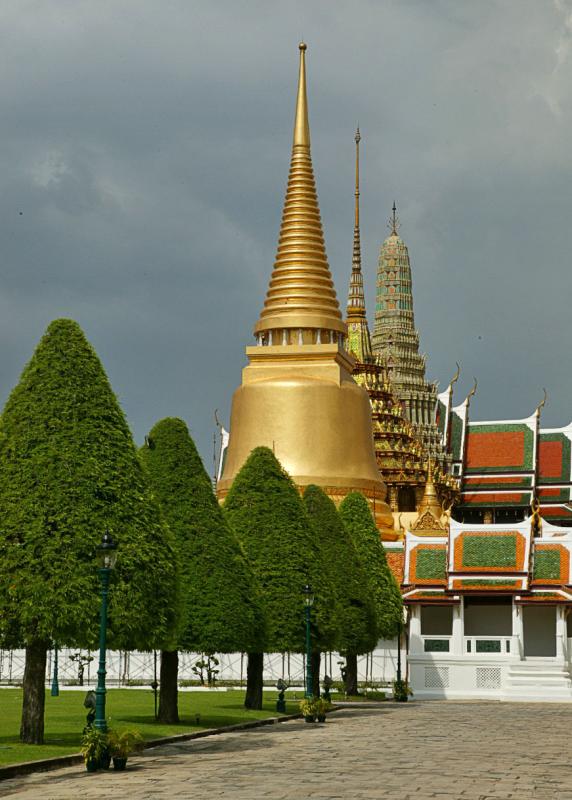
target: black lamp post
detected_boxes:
[50,643,59,697]
[303,583,314,699]
[94,531,117,732]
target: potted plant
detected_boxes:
[314,697,331,723]
[106,728,144,770]
[299,698,317,722]
[393,678,412,702]
[81,727,108,772]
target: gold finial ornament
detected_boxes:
[410,460,447,536]
[218,44,394,535]
[254,42,345,337]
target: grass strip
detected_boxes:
[0,688,299,767]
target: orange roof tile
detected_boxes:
[386,550,404,584]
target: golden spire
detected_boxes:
[254,43,345,337]
[354,126,360,229]
[410,461,447,536]
[346,127,367,319]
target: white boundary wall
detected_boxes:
[0,640,402,688]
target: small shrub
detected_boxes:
[299,698,318,717]
[80,727,108,765]
[106,728,144,759]
[393,679,412,702]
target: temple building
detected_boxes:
[371,209,451,475]
[394,494,572,700]
[217,43,394,534]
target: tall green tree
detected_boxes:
[223,447,328,709]
[338,492,403,693]
[303,486,377,694]
[0,319,177,743]
[140,417,263,722]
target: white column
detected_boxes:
[513,599,524,659]
[451,598,464,655]
[556,606,567,661]
[409,605,423,654]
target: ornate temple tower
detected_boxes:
[372,211,451,473]
[217,44,394,534]
[345,132,454,530]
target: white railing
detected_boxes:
[463,636,516,656]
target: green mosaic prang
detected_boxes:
[539,432,571,484]
[462,534,517,569]
[533,550,562,581]
[415,549,447,580]
[465,423,534,474]
[424,639,449,652]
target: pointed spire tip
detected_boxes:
[293,40,310,147]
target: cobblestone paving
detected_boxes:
[3,702,572,799]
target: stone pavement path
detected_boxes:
[3,702,572,799]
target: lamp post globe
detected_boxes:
[94,531,117,732]
[303,583,314,699]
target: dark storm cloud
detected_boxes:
[1,0,571,466]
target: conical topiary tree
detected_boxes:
[223,447,324,709]
[303,486,377,695]
[338,492,403,694]
[0,319,177,744]
[140,417,263,722]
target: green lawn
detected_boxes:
[0,688,299,767]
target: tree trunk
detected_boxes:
[244,652,263,710]
[344,652,358,696]
[311,650,321,697]
[158,650,179,724]
[20,640,49,744]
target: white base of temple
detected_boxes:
[408,600,572,702]
[505,659,572,701]
[409,656,572,701]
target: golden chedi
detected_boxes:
[217,43,393,534]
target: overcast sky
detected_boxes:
[1,0,571,469]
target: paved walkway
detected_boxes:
[3,702,572,799]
